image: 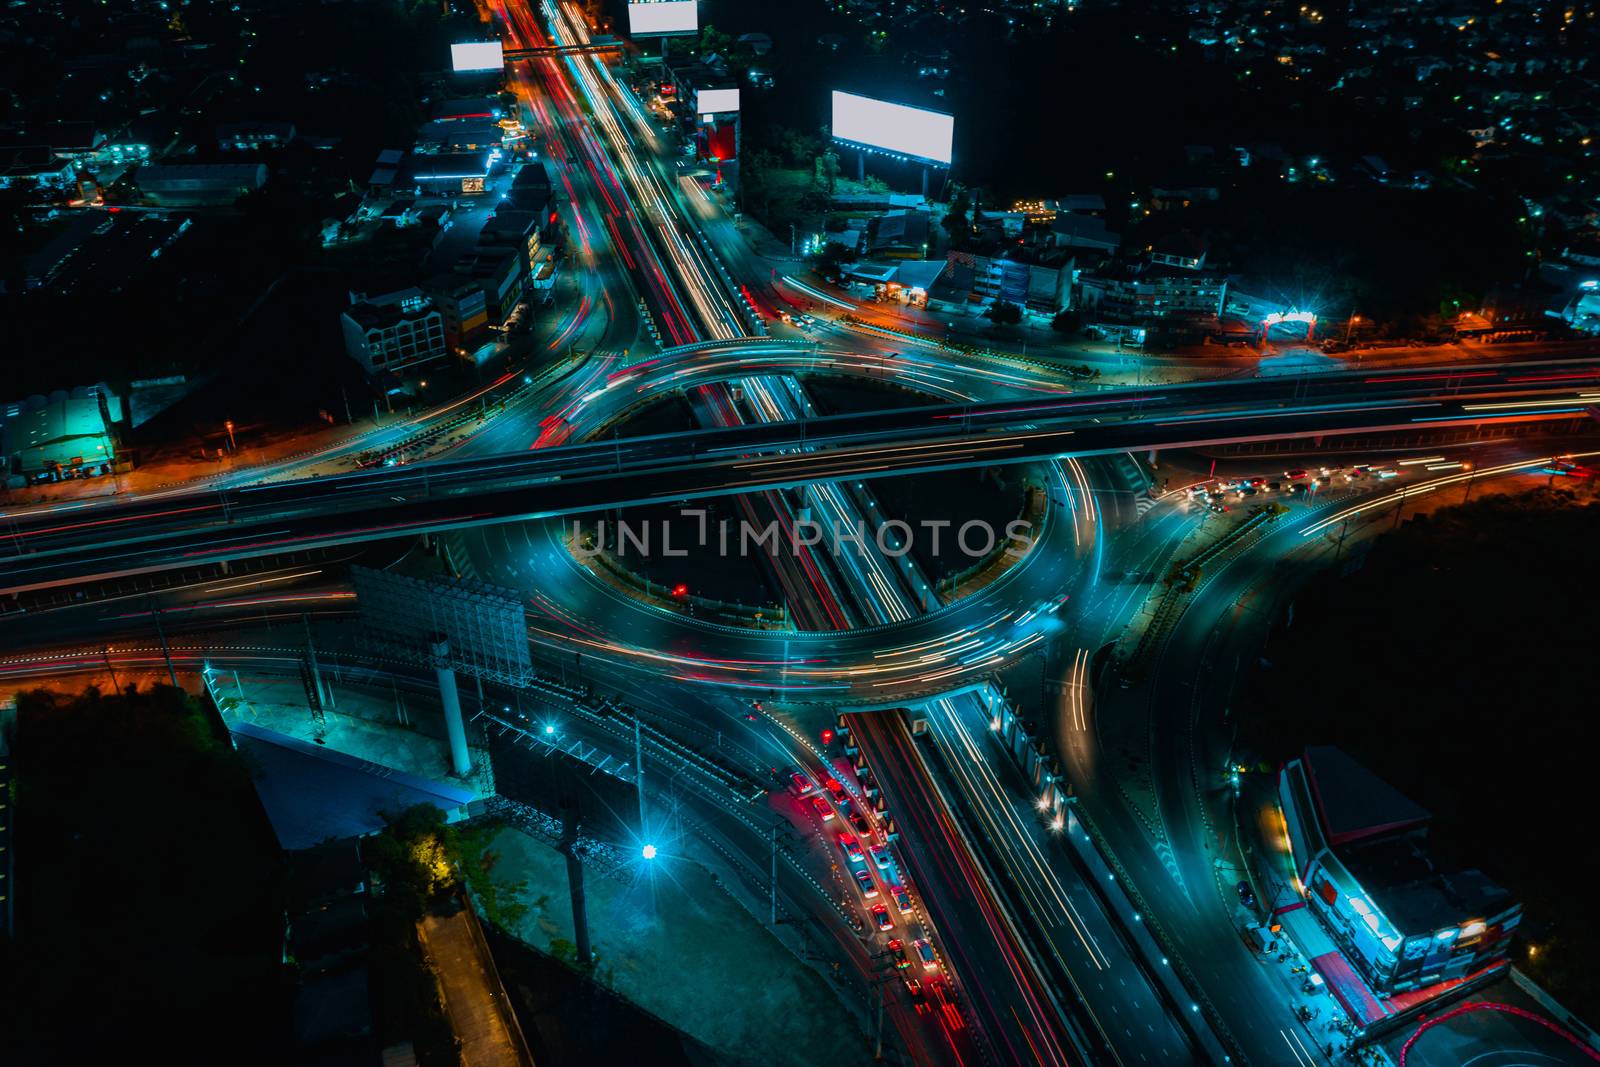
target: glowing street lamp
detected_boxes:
[642,843,658,860]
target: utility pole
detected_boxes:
[634,712,647,844]
[302,614,326,710]
[150,596,178,687]
[558,800,593,966]
[104,645,122,694]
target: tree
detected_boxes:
[1051,309,1082,333]
[813,144,840,197]
[986,300,1023,326]
[942,187,970,242]
[815,241,858,279]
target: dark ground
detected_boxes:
[1240,487,1600,1023]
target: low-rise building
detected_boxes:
[403,151,494,197]
[340,288,448,376]
[414,118,505,154]
[0,145,77,191]
[1,385,122,485]
[867,209,930,259]
[423,274,491,352]
[1278,747,1521,996]
[136,163,268,206]
[1077,262,1228,322]
[216,122,297,152]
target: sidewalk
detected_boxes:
[419,907,533,1067]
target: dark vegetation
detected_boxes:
[1,684,290,1064]
[1242,488,1599,1019]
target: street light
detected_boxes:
[641,843,658,860]
[1345,313,1361,346]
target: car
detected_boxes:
[1237,880,1258,910]
[849,810,872,836]
[841,834,866,864]
[1208,501,1230,514]
[1285,468,1309,480]
[871,903,894,931]
[1267,481,1282,492]
[854,868,878,898]
[888,938,910,969]
[1289,482,1308,495]
[1185,484,1210,499]
[1247,476,1267,487]
[890,884,914,915]
[811,795,835,821]
[1240,486,1258,497]
[914,937,938,971]
[788,772,814,797]
[869,844,893,871]
[826,777,848,801]
[1372,467,1399,479]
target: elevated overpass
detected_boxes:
[2,358,1597,595]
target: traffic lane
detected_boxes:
[6,394,1596,595]
[1137,509,1344,1063]
[927,694,1196,1064]
[851,711,1079,1067]
[7,351,1596,544]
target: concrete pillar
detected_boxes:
[431,636,471,777]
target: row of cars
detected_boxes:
[1185,463,1399,511]
[789,768,942,1008]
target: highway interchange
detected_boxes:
[4,2,1599,1064]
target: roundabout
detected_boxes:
[458,337,1115,699]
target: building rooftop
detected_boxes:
[431,96,505,121]
[1303,745,1431,847]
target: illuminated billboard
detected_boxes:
[451,41,504,73]
[627,1,698,37]
[831,91,953,166]
[695,88,740,115]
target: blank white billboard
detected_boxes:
[831,91,953,166]
[628,1,698,37]
[695,88,740,115]
[451,41,504,72]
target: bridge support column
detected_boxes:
[431,636,472,777]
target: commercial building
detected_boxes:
[1,385,121,485]
[453,248,524,326]
[476,208,540,279]
[1278,747,1521,996]
[431,97,507,122]
[136,163,268,206]
[340,288,449,376]
[934,251,1071,314]
[414,118,504,154]
[423,274,491,352]
[403,151,494,197]
[1076,263,1229,322]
